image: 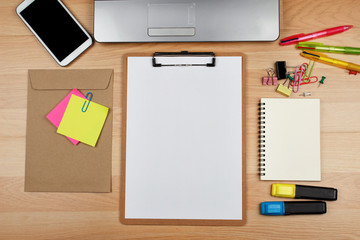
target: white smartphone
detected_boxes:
[16,0,93,66]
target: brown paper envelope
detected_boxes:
[25,69,113,192]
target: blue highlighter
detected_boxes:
[261,201,326,216]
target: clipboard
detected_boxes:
[121,51,246,226]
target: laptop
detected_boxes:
[94,0,279,42]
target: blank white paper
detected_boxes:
[125,56,243,220]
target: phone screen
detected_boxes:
[19,0,89,62]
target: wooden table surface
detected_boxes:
[1,0,360,239]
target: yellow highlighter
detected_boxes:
[272,184,337,201]
[300,50,360,73]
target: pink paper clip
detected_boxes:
[262,68,278,85]
[292,64,307,93]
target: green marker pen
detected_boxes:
[297,42,360,55]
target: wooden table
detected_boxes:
[1,0,360,239]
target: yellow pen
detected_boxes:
[300,50,360,73]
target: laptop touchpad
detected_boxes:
[148,3,196,37]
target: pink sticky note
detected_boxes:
[46,89,86,145]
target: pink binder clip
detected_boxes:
[262,68,278,85]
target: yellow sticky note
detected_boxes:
[57,95,109,147]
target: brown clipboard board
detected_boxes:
[120,52,246,226]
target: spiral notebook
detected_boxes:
[259,98,321,181]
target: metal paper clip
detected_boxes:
[82,92,93,112]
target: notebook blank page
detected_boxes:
[261,98,321,181]
[125,56,243,220]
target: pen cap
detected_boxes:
[296,42,324,50]
[295,185,338,200]
[301,51,330,61]
[300,51,318,61]
[284,201,326,215]
[280,33,305,46]
[297,42,345,53]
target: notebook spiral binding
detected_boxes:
[258,102,266,176]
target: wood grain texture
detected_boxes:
[1,0,360,239]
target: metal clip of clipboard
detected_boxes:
[152,51,216,67]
